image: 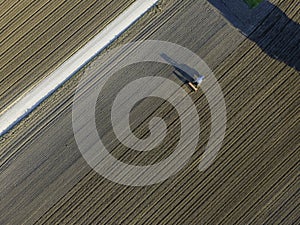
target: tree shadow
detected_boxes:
[160,53,202,83]
[208,0,300,71]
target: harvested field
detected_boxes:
[0,0,299,224]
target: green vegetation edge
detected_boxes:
[244,0,264,8]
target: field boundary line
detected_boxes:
[0,0,159,136]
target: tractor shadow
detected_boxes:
[160,53,200,84]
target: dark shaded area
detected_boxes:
[208,0,300,71]
[160,53,200,83]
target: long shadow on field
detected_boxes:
[208,0,300,71]
[160,53,199,83]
